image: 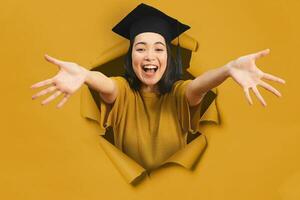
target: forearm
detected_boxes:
[187,62,232,98]
[84,70,115,95]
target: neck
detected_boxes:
[140,84,159,93]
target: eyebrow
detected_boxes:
[134,41,165,47]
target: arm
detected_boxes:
[84,71,118,104]
[186,63,231,107]
[186,49,286,107]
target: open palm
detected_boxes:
[229,49,285,106]
[31,54,88,108]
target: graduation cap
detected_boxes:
[112,3,191,76]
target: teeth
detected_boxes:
[143,65,158,69]
[142,65,158,73]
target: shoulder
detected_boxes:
[110,76,128,84]
[109,76,135,97]
[171,79,193,95]
[110,76,130,89]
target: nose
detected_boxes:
[144,49,155,61]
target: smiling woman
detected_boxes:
[125,32,179,94]
[132,33,168,90]
[30,3,285,183]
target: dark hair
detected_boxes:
[123,40,182,94]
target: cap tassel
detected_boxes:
[176,20,183,77]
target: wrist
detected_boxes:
[223,61,233,78]
[81,67,90,84]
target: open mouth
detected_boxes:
[142,65,158,73]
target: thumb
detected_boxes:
[253,49,270,60]
[44,54,63,67]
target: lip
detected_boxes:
[143,70,157,77]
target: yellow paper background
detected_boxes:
[0,0,299,199]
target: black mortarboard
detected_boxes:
[112,3,191,76]
[112,3,190,43]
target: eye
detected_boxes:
[155,48,164,52]
[136,48,145,52]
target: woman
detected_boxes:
[31,3,285,171]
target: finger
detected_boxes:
[32,86,56,99]
[56,93,71,109]
[263,73,286,84]
[259,80,282,97]
[243,88,253,105]
[253,49,270,60]
[41,90,62,105]
[251,86,267,107]
[30,78,53,89]
[44,54,64,66]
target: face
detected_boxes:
[132,32,168,88]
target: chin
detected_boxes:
[139,75,161,86]
[143,79,159,86]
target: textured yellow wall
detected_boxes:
[0,0,299,199]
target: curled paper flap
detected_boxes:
[89,41,129,69]
[98,136,146,183]
[200,88,219,124]
[89,33,198,69]
[163,134,207,169]
[80,85,100,122]
[171,33,198,52]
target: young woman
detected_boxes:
[31,3,285,170]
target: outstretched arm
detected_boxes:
[31,54,117,108]
[186,49,286,107]
[84,70,118,104]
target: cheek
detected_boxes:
[132,52,143,70]
[159,53,168,70]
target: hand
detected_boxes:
[31,54,88,108]
[227,49,286,106]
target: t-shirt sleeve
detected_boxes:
[174,79,218,134]
[98,76,129,131]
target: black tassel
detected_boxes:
[176,20,183,77]
[176,41,183,76]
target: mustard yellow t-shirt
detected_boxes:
[98,76,204,170]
